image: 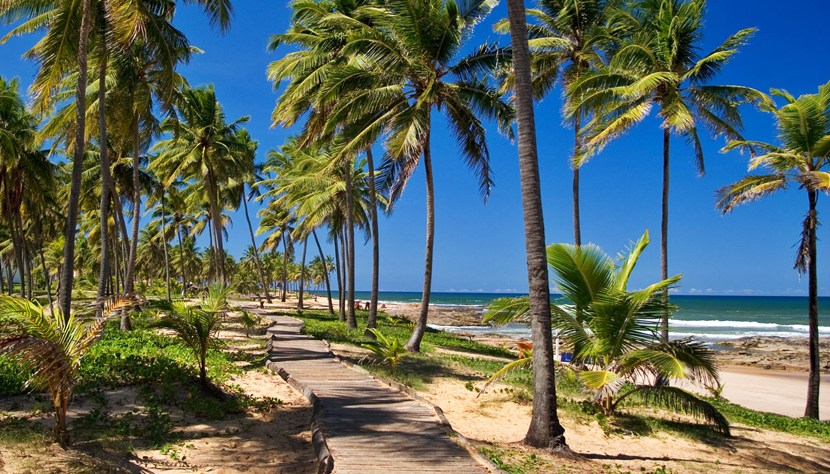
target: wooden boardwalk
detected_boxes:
[261,314,490,474]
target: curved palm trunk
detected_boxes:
[572,111,582,247]
[161,192,171,301]
[805,190,820,419]
[206,168,225,284]
[344,159,357,328]
[506,0,567,450]
[242,188,271,302]
[298,238,308,310]
[406,123,434,353]
[58,0,93,319]
[125,116,141,294]
[97,54,113,315]
[334,230,345,321]
[366,148,380,330]
[312,229,334,315]
[660,128,670,344]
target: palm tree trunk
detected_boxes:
[344,159,357,328]
[25,245,32,301]
[97,54,113,314]
[506,0,567,450]
[4,179,25,298]
[111,187,130,277]
[58,0,93,319]
[176,225,187,295]
[206,176,225,284]
[298,238,308,310]
[312,229,334,315]
[281,233,290,302]
[334,229,345,321]
[366,148,380,330]
[572,111,581,247]
[406,121,434,352]
[660,128,670,344]
[125,115,141,293]
[40,246,53,309]
[0,254,6,294]
[242,187,271,303]
[6,265,12,296]
[161,192,171,301]
[805,190,820,419]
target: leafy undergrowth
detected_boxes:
[0,314,284,469]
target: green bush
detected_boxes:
[0,355,31,396]
[76,323,238,392]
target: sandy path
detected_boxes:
[717,368,830,420]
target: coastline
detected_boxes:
[265,296,830,420]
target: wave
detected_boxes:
[671,319,830,334]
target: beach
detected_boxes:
[378,299,830,420]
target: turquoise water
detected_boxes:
[332,291,830,342]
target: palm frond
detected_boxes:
[614,385,730,435]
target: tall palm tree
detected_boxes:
[496,0,618,246]
[504,0,567,450]
[152,85,248,284]
[717,81,830,420]
[569,0,759,342]
[0,77,39,298]
[323,0,510,351]
[229,129,272,302]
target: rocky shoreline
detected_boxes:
[383,301,830,373]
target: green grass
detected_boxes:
[290,309,515,358]
[709,397,830,442]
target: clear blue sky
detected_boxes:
[1,0,828,296]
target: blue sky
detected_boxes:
[1,0,829,296]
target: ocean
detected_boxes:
[336,291,830,343]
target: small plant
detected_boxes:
[361,328,406,373]
[0,295,134,445]
[239,309,262,337]
[151,284,234,390]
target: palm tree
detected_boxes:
[496,0,618,246]
[327,0,510,351]
[485,231,729,433]
[504,0,567,450]
[153,284,232,389]
[152,85,248,284]
[569,0,759,343]
[229,129,272,302]
[0,77,42,298]
[0,295,133,445]
[717,81,830,420]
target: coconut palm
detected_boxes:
[0,295,134,445]
[486,231,729,434]
[228,129,271,302]
[568,0,760,343]
[716,81,830,420]
[151,85,248,284]
[326,0,510,350]
[502,0,567,450]
[496,0,618,246]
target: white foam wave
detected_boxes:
[671,319,830,334]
